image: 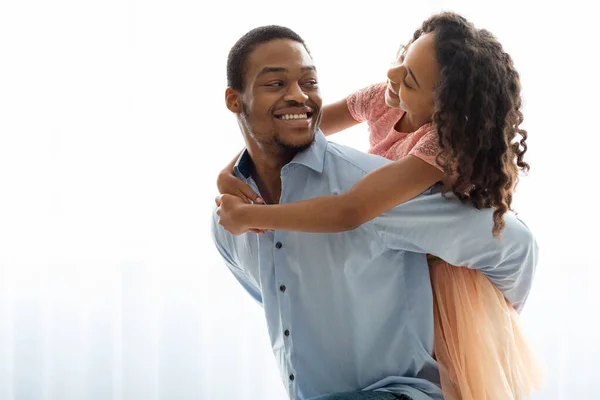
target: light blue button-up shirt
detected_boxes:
[210,131,538,400]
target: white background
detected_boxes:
[0,0,598,399]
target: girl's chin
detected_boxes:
[384,95,402,109]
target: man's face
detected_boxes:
[234,39,322,153]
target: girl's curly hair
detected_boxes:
[403,12,529,237]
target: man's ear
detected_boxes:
[225,88,242,114]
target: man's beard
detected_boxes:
[273,135,313,153]
[242,103,315,154]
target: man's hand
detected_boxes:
[215,194,253,235]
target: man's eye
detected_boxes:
[266,81,284,87]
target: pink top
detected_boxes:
[347,82,442,170]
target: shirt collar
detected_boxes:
[234,130,328,180]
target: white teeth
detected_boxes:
[280,113,308,120]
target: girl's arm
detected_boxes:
[319,98,360,135]
[216,97,359,200]
[233,155,444,232]
[216,149,264,204]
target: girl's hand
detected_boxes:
[216,169,264,205]
[216,168,266,234]
[215,194,254,235]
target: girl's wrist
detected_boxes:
[235,203,254,228]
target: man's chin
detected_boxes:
[275,130,316,152]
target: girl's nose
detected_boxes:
[387,64,405,84]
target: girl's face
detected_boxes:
[385,32,440,120]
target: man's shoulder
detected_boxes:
[324,140,390,174]
[210,206,236,255]
[211,206,257,263]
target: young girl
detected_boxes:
[217,12,541,400]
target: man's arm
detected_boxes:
[372,186,538,310]
[210,209,263,306]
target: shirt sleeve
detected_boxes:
[210,208,263,306]
[409,129,443,171]
[346,83,387,123]
[371,187,538,310]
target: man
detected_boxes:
[210,25,537,400]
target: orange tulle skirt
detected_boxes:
[428,259,543,400]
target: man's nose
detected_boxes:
[284,82,309,103]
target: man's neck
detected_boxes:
[246,145,296,205]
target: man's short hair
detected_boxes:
[226,25,310,92]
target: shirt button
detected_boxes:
[275,241,282,249]
[289,374,295,381]
[284,329,290,336]
[280,285,286,292]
